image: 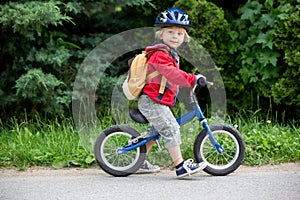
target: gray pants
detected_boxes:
[138,95,181,148]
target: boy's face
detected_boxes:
[160,26,186,49]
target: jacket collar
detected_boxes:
[146,42,179,64]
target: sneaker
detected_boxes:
[136,160,160,174]
[176,159,207,178]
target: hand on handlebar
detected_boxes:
[195,74,214,90]
[196,74,207,87]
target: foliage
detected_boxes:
[0,1,76,117]
[0,1,73,37]
[174,0,230,67]
[0,114,299,169]
[0,0,299,172]
[225,0,299,120]
[15,69,70,115]
[0,116,94,170]
[271,0,300,107]
[0,0,299,122]
[234,111,300,165]
[0,0,149,118]
[229,0,280,93]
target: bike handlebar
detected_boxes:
[197,77,214,87]
[193,77,213,92]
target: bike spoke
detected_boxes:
[199,130,242,168]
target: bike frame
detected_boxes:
[120,96,225,154]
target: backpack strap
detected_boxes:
[145,48,170,94]
[145,48,169,57]
[159,76,167,94]
[146,71,160,80]
[146,71,167,94]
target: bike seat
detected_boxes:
[129,109,149,124]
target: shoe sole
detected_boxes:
[177,167,202,178]
[177,163,207,178]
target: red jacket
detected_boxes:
[143,43,196,107]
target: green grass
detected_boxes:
[0,116,94,170]
[236,118,300,165]
[0,112,299,170]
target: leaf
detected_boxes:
[264,0,274,8]
[52,160,68,169]
[240,8,256,22]
[229,31,239,40]
[276,142,282,147]
[240,1,263,23]
[256,49,280,67]
[256,33,268,44]
[278,3,292,14]
[256,31,274,49]
[260,14,275,27]
[263,140,268,148]
[57,38,81,49]
[69,160,81,166]
[85,155,95,164]
[256,33,273,49]
[238,67,255,83]
[261,64,281,81]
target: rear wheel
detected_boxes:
[94,125,146,177]
[194,124,245,176]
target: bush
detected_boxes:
[228,0,280,97]
[174,0,230,67]
[226,0,300,120]
[15,69,70,115]
[272,0,300,108]
[0,1,75,117]
[0,1,73,37]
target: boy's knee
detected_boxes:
[163,132,181,148]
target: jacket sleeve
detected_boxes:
[148,51,196,87]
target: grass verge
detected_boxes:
[0,114,299,170]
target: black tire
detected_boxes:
[193,124,245,176]
[94,125,146,177]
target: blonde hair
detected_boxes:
[155,27,190,43]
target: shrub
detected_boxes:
[272,0,300,108]
[15,69,70,115]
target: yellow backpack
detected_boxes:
[122,49,168,100]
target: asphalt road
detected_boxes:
[0,163,299,200]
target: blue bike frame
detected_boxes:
[120,100,225,155]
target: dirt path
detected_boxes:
[1,162,299,178]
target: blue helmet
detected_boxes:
[155,8,192,30]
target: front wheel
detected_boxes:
[94,125,146,177]
[194,124,245,176]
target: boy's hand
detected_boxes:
[196,74,207,86]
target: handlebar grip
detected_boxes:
[196,77,214,87]
[197,77,207,87]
